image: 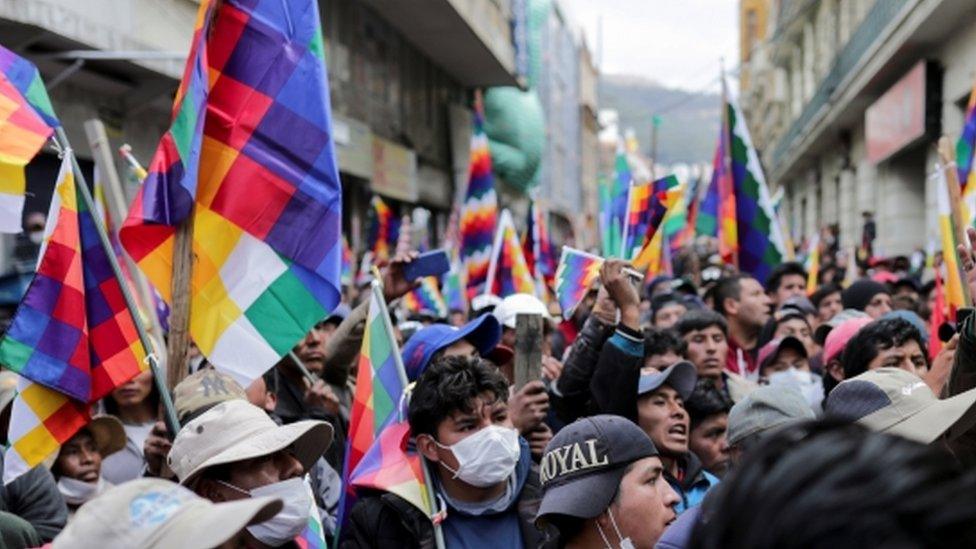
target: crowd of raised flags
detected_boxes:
[3,0,976,547]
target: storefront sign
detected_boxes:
[371,136,418,202]
[865,62,928,164]
[333,114,372,179]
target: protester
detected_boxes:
[345,355,541,548]
[168,399,334,547]
[713,275,771,381]
[650,293,689,330]
[684,380,733,478]
[840,317,927,380]
[492,293,551,349]
[674,309,756,402]
[763,262,807,308]
[169,368,342,541]
[841,279,892,319]
[725,386,815,466]
[585,282,718,519]
[535,415,679,548]
[757,336,824,411]
[821,314,873,395]
[642,328,686,372]
[690,421,976,548]
[825,367,976,450]
[100,370,159,484]
[758,308,817,358]
[51,416,125,517]
[810,283,843,327]
[50,478,284,549]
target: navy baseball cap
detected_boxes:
[536,415,658,522]
[637,361,697,400]
[401,314,501,381]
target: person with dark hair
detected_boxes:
[764,262,807,309]
[713,275,771,381]
[841,279,892,319]
[674,310,756,403]
[689,420,976,549]
[650,293,688,330]
[643,328,686,372]
[535,415,679,548]
[684,380,733,478]
[100,370,161,485]
[809,283,843,327]
[840,317,927,381]
[587,261,718,515]
[757,309,817,359]
[346,355,543,548]
[51,416,125,516]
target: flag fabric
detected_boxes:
[485,209,536,298]
[676,172,703,249]
[1,155,147,401]
[460,98,498,299]
[442,257,467,314]
[805,232,821,295]
[696,141,722,238]
[631,185,683,272]
[340,283,434,526]
[523,200,556,296]
[120,0,343,386]
[727,84,786,283]
[93,163,152,329]
[342,285,407,507]
[4,377,90,484]
[555,246,604,319]
[936,167,966,318]
[604,143,631,257]
[349,419,432,516]
[401,276,448,319]
[341,236,354,286]
[366,196,400,262]
[0,46,59,233]
[0,155,147,482]
[957,79,976,194]
[662,180,691,255]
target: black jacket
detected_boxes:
[0,451,67,541]
[552,316,614,423]
[944,308,976,466]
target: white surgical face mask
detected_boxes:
[220,476,312,546]
[57,476,102,505]
[28,230,43,245]
[435,425,520,488]
[595,507,635,549]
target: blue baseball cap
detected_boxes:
[401,314,501,381]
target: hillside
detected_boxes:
[599,74,720,165]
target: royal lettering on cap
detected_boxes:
[540,438,609,485]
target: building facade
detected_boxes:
[741,0,976,257]
[0,0,520,276]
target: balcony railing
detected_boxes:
[769,0,909,173]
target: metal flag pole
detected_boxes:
[52,128,180,436]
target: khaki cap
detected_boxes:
[84,415,127,457]
[52,478,282,549]
[826,367,976,443]
[168,399,332,485]
[173,367,247,423]
[0,370,18,413]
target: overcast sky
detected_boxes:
[559,0,740,93]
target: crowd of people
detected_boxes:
[4,232,976,549]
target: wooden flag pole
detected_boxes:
[937,136,973,306]
[82,120,166,346]
[166,216,194,391]
[52,128,181,436]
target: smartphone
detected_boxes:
[403,249,451,281]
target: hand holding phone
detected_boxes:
[403,249,450,281]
